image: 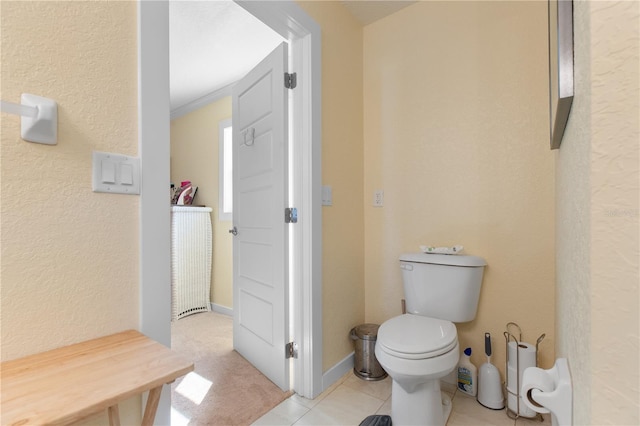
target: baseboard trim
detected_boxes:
[210,303,233,317]
[322,351,354,392]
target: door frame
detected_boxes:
[138,1,322,422]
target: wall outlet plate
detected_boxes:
[373,190,384,207]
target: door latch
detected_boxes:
[229,226,238,236]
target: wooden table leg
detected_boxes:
[141,386,163,426]
[108,405,121,426]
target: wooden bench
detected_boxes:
[1,330,194,425]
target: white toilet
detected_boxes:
[375,252,487,426]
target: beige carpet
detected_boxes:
[171,311,291,425]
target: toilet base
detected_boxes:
[391,379,452,426]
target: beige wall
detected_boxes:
[363,1,556,373]
[295,1,365,372]
[0,1,141,423]
[170,97,233,309]
[557,1,640,425]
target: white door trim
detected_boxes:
[138,2,322,423]
[138,2,172,423]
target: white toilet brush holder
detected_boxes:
[477,333,504,409]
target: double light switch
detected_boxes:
[92,151,140,195]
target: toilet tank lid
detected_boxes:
[400,252,487,267]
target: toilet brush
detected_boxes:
[477,332,505,409]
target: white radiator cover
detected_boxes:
[171,206,212,320]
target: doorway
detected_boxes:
[169,9,287,421]
[168,0,283,317]
[138,2,323,423]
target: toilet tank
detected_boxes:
[400,253,487,323]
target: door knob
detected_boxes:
[229,227,238,236]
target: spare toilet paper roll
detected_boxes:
[507,342,537,416]
[521,367,555,414]
[507,342,537,387]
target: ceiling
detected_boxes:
[169,1,284,111]
[170,1,417,113]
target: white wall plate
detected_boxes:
[92,151,140,195]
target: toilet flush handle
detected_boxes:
[400,263,413,271]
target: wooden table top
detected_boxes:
[1,330,193,425]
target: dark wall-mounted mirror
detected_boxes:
[549,0,574,150]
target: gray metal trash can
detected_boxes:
[350,324,387,381]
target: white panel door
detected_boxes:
[232,42,290,391]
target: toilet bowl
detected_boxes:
[376,252,487,426]
[376,314,460,425]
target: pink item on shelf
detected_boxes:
[177,181,193,205]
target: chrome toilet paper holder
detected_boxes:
[504,322,546,422]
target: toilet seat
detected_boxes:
[378,314,457,360]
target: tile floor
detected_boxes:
[253,373,551,426]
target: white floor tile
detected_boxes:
[259,374,551,426]
[252,399,310,426]
[293,385,385,426]
[375,397,392,416]
[289,375,344,410]
[448,392,550,426]
[342,374,392,401]
[289,393,323,410]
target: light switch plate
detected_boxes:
[92,151,140,195]
[322,185,333,206]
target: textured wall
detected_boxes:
[170,97,233,309]
[557,1,639,424]
[363,1,556,374]
[295,1,365,372]
[555,0,592,422]
[588,1,639,423]
[1,1,140,423]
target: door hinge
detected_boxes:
[285,207,298,224]
[284,72,297,89]
[286,341,298,359]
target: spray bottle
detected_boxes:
[457,347,477,396]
